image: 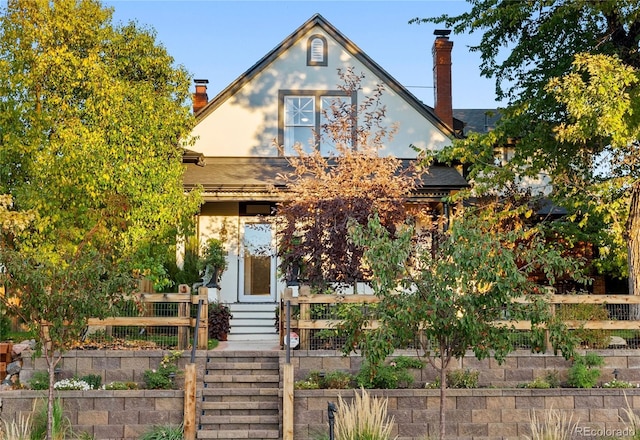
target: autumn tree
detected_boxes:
[276,69,417,291]
[344,207,582,440]
[413,1,640,295]
[0,1,200,437]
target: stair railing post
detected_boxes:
[328,402,337,440]
[286,299,291,363]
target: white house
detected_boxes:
[182,14,468,341]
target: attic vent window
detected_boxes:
[307,35,327,66]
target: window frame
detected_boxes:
[278,89,356,156]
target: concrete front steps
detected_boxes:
[227,303,279,342]
[198,351,282,439]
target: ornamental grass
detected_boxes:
[525,407,577,440]
[335,387,397,440]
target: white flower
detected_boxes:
[53,378,92,390]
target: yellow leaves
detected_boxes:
[0,195,35,233]
[547,53,640,148]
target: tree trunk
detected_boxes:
[439,363,446,440]
[627,181,640,319]
[45,337,55,440]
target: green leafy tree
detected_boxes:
[0,0,201,290]
[546,53,640,310]
[0,1,200,438]
[412,1,640,296]
[343,211,582,440]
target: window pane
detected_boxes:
[285,96,314,125]
[284,126,314,155]
[320,96,351,155]
[284,96,315,155]
[244,256,271,296]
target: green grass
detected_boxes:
[2,330,34,342]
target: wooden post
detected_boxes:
[546,296,555,351]
[183,363,197,440]
[178,300,188,350]
[299,285,311,350]
[282,363,294,440]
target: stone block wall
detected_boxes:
[3,349,640,439]
[294,388,640,440]
[19,349,208,389]
[289,348,640,387]
[0,390,184,439]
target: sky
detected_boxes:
[105,0,501,110]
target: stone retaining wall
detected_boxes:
[3,349,640,439]
[0,390,184,439]
[18,349,209,388]
[295,388,640,440]
[289,348,640,387]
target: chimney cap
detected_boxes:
[434,29,451,38]
[194,79,209,84]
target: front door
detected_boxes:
[239,221,276,303]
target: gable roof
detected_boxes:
[194,13,458,139]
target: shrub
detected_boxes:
[80,374,102,390]
[0,306,10,341]
[357,359,416,389]
[138,424,183,440]
[294,370,354,389]
[392,355,424,370]
[103,381,139,390]
[520,376,552,389]
[208,302,232,341]
[324,371,354,389]
[335,388,395,440]
[294,379,320,390]
[520,371,561,389]
[143,350,182,390]
[27,371,50,390]
[566,352,604,388]
[446,369,479,389]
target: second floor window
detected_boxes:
[281,91,354,156]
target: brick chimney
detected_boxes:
[193,79,209,114]
[432,30,453,130]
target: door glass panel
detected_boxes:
[242,223,273,298]
[244,256,271,295]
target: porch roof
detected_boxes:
[183,157,468,202]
